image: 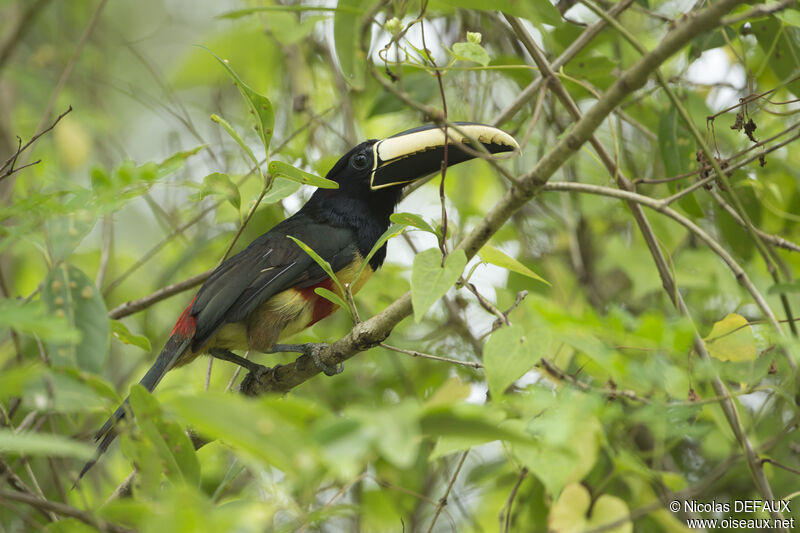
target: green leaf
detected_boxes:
[411,249,467,322]
[431,0,561,26]
[354,223,405,282]
[156,145,206,178]
[451,42,490,66]
[111,320,151,352]
[333,0,368,89]
[657,107,703,217]
[752,16,800,97]
[197,172,241,210]
[0,366,41,403]
[0,299,79,343]
[390,212,437,234]
[219,6,362,18]
[206,50,275,155]
[0,429,93,460]
[704,313,757,362]
[262,177,302,204]
[211,114,260,171]
[484,324,547,397]
[167,392,314,475]
[768,280,800,294]
[287,236,345,296]
[268,161,339,189]
[479,245,549,284]
[421,404,532,444]
[129,385,201,486]
[314,287,348,311]
[41,264,110,372]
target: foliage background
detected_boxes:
[1,0,800,531]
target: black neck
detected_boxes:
[301,188,403,270]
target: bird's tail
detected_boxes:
[77,333,192,481]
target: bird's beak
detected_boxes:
[369,123,520,190]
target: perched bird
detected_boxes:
[79,122,519,479]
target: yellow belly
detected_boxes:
[207,253,374,354]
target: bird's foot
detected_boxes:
[271,343,342,376]
[239,364,275,396]
[209,348,268,375]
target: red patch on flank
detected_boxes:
[171,296,198,337]
[298,279,337,327]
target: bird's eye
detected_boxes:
[351,153,369,170]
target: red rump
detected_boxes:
[171,296,198,337]
[298,279,337,327]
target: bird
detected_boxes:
[78,122,519,479]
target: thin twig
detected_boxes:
[0,488,132,533]
[425,450,469,533]
[0,106,72,179]
[107,268,213,319]
[380,343,483,369]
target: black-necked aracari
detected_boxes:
[79,122,519,479]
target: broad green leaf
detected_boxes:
[513,417,601,497]
[390,212,437,234]
[262,177,302,204]
[752,16,800,97]
[168,392,314,475]
[484,324,547,397]
[549,483,632,533]
[0,429,93,460]
[451,42,490,66]
[657,107,702,217]
[431,0,561,26]
[479,245,549,284]
[219,6,362,18]
[111,320,151,352]
[314,287,347,311]
[411,248,467,322]
[0,299,78,343]
[211,114,260,171]
[334,0,368,89]
[776,9,800,28]
[41,264,110,372]
[197,172,241,210]
[0,366,41,402]
[768,280,800,294]
[129,385,201,486]
[421,404,532,444]
[268,160,338,189]
[44,519,97,533]
[207,50,275,155]
[704,313,757,362]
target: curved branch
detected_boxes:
[241,0,748,396]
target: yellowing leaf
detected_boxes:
[479,245,549,285]
[704,313,757,362]
[549,483,632,533]
[54,116,92,171]
[425,377,472,408]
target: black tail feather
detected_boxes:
[76,335,192,482]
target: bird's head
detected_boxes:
[318,122,519,210]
